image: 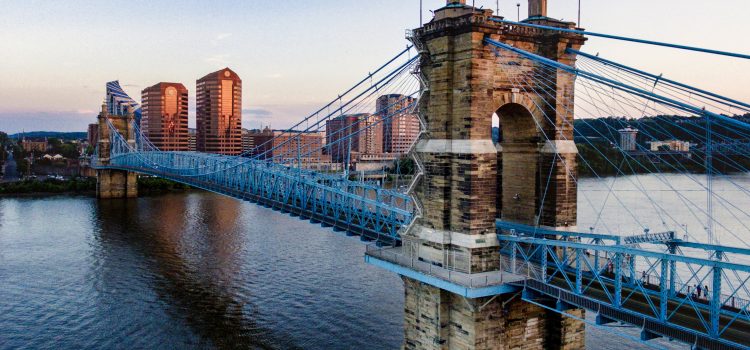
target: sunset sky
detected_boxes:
[1,0,749,133]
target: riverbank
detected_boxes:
[0,176,193,196]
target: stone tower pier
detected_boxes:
[96,103,138,199]
[395,0,586,348]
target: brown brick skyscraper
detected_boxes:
[196,68,242,155]
[141,82,189,151]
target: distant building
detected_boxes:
[196,68,242,155]
[325,113,384,164]
[618,127,638,151]
[21,138,48,153]
[326,114,360,163]
[249,127,326,163]
[87,123,99,147]
[187,128,197,152]
[141,82,189,151]
[650,140,690,152]
[359,114,384,155]
[241,128,256,154]
[376,94,419,154]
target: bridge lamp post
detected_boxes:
[680,224,688,241]
[516,3,520,21]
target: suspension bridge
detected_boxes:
[91,1,750,349]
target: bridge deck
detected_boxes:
[367,246,749,349]
[531,271,750,349]
[365,247,522,298]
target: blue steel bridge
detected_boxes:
[93,4,750,350]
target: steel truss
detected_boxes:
[498,221,750,350]
[93,119,413,245]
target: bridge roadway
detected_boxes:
[366,247,750,350]
[94,151,412,246]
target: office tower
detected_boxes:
[141,83,189,151]
[196,68,242,155]
[376,94,419,154]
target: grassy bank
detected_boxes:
[0,177,96,195]
[137,177,193,195]
[0,176,193,196]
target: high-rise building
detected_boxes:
[196,68,242,155]
[241,128,257,154]
[187,128,197,151]
[359,114,384,155]
[376,94,419,154]
[325,113,383,163]
[249,127,325,162]
[141,83,189,151]
[326,114,361,163]
[618,127,638,152]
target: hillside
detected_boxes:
[10,131,87,140]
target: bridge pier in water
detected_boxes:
[396,1,586,348]
[96,103,138,199]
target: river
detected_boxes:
[5,174,748,349]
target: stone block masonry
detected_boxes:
[403,278,585,350]
[398,0,586,349]
[96,102,139,199]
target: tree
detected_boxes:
[48,138,62,149]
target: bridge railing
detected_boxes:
[365,245,509,289]
[496,229,750,348]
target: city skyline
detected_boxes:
[1,0,750,133]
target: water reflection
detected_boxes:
[94,195,297,349]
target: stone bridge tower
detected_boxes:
[96,102,138,199]
[401,0,586,348]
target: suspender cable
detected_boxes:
[491,18,750,60]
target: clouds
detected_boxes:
[243,108,273,118]
[204,53,231,67]
[211,32,233,46]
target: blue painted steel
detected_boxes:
[499,235,750,273]
[364,254,519,298]
[496,220,621,244]
[491,18,750,60]
[498,230,750,349]
[671,240,750,256]
[712,265,722,338]
[106,81,142,123]
[93,120,413,244]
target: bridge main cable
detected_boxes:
[485,38,750,131]
[491,18,750,60]
[568,48,750,112]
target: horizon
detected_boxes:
[2,0,749,134]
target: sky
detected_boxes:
[1,0,749,134]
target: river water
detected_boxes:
[4,174,748,349]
